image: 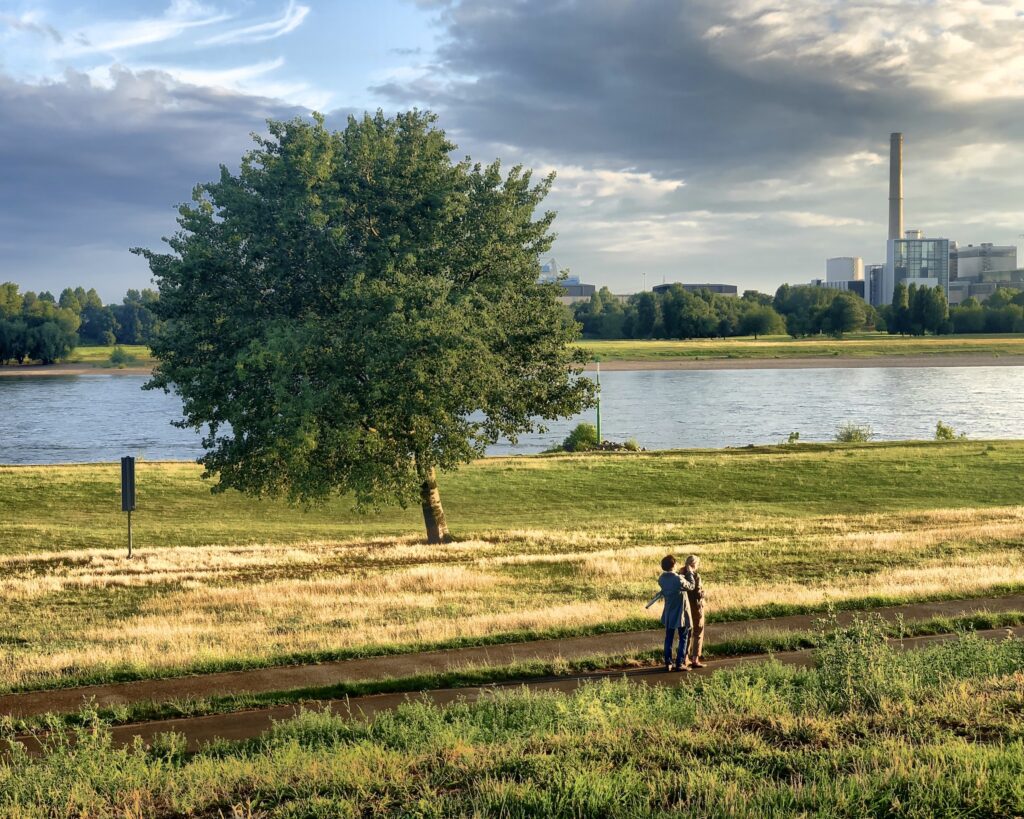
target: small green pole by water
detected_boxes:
[595,356,601,443]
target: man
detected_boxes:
[682,555,706,668]
[648,554,695,672]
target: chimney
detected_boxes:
[888,132,904,241]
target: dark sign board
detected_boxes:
[121,456,136,513]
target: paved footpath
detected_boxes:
[2,593,1023,721]
[11,626,1024,755]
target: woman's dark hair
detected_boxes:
[661,555,676,572]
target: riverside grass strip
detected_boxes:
[581,333,1024,361]
[3,629,1024,816]
[1,442,1024,692]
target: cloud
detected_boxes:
[199,1,310,46]
[0,12,62,43]
[58,2,231,57]
[0,67,306,300]
[376,0,1024,290]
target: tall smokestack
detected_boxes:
[888,132,904,241]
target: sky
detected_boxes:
[3,0,1024,302]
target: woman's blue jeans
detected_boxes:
[664,625,691,666]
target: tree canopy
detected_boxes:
[135,111,594,543]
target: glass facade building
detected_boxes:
[892,238,950,291]
[882,235,951,304]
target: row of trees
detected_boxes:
[575,279,1024,340]
[574,283,877,341]
[0,283,161,364]
[948,288,1024,334]
[772,285,873,338]
[573,286,786,340]
[879,282,949,336]
[52,286,161,346]
[0,283,80,364]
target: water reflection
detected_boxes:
[0,366,1020,463]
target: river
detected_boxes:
[0,366,1020,463]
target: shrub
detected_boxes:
[562,423,599,452]
[814,612,904,713]
[935,420,966,441]
[834,423,873,443]
[108,346,137,366]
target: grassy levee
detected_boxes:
[65,344,154,366]
[4,627,1024,816]
[582,333,1024,361]
[2,440,1024,692]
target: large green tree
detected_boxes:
[135,111,594,543]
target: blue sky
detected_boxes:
[3,1,1024,301]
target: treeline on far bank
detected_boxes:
[0,282,159,364]
[572,281,1024,340]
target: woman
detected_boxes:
[650,554,695,672]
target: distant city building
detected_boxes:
[537,258,597,303]
[953,244,1018,279]
[826,257,865,283]
[949,266,1024,305]
[881,231,951,305]
[866,264,885,307]
[810,276,866,300]
[651,283,738,296]
[816,257,866,299]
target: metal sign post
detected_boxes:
[121,456,136,558]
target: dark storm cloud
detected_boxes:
[381,0,1024,289]
[0,68,305,299]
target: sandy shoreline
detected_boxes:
[0,363,153,377]
[3,354,1024,378]
[582,354,1024,371]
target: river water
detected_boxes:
[0,366,1021,463]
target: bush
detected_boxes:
[108,346,138,366]
[934,420,966,441]
[562,423,599,452]
[834,423,873,443]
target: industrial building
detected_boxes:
[811,257,866,298]
[652,283,738,296]
[954,244,1018,279]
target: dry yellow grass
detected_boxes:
[2,505,1024,691]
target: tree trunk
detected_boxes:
[416,457,450,544]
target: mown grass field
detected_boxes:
[65,344,154,366]
[1,441,1024,693]
[582,333,1024,361]
[4,626,1024,817]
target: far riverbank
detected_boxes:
[583,354,1024,371]
[6,353,1024,377]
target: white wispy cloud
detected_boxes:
[0,12,62,43]
[199,1,310,46]
[58,1,232,57]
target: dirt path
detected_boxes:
[11,626,1023,755]
[2,593,1020,721]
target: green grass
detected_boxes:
[582,333,1024,362]
[3,441,1024,693]
[10,610,1024,732]
[4,624,1024,816]
[64,344,154,366]
[3,440,1023,553]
